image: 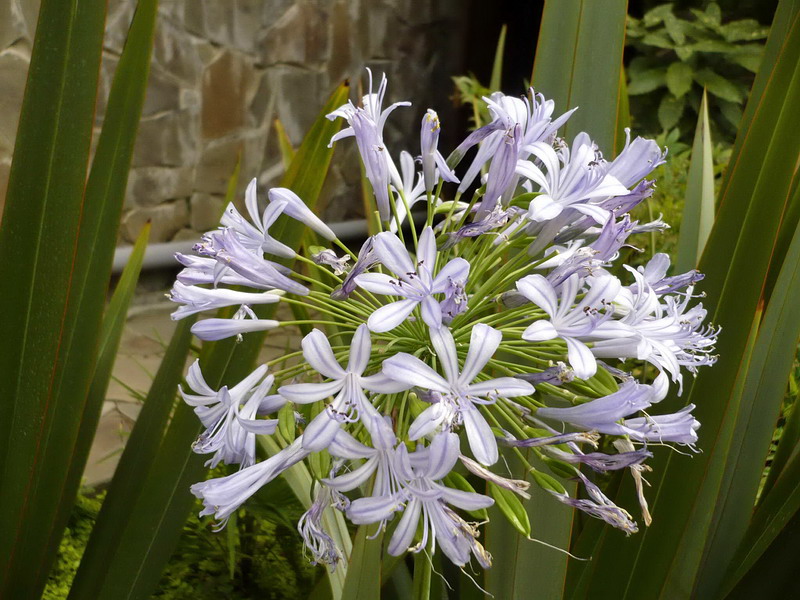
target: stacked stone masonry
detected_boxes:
[0,0,466,243]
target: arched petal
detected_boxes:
[360,372,414,394]
[459,324,502,385]
[367,298,418,333]
[388,499,422,556]
[302,411,341,451]
[522,319,559,341]
[382,353,450,393]
[408,403,447,440]
[438,486,494,511]
[420,295,443,329]
[516,274,558,317]
[462,407,498,466]
[354,273,404,296]
[347,324,372,374]
[468,377,534,398]
[430,325,459,383]
[278,379,344,404]
[373,231,415,276]
[431,258,470,293]
[565,336,598,379]
[302,329,346,379]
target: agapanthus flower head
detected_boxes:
[171,70,718,573]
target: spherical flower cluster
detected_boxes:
[169,70,718,570]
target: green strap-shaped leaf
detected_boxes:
[531,0,629,156]
[341,525,384,600]
[761,355,800,499]
[724,507,800,598]
[581,11,800,599]
[68,317,196,600]
[58,221,151,544]
[675,89,715,273]
[72,82,351,600]
[490,24,508,92]
[0,0,107,596]
[699,208,800,597]
[725,449,800,595]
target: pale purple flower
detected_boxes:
[420,109,458,191]
[327,69,410,220]
[477,123,521,216]
[535,381,655,432]
[454,90,575,192]
[190,306,280,341]
[331,237,378,300]
[180,361,286,468]
[175,253,259,288]
[192,436,311,523]
[382,324,534,465]
[278,325,410,451]
[347,433,494,567]
[592,267,718,391]
[221,178,294,257]
[517,272,628,379]
[169,281,282,320]
[298,483,342,570]
[516,133,629,223]
[545,446,652,472]
[606,130,666,187]
[324,415,402,508]
[389,151,427,231]
[354,227,470,332]
[196,228,309,295]
[440,276,468,323]
[442,205,518,249]
[550,471,638,534]
[311,249,350,275]
[268,188,336,241]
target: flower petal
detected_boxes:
[522,319,559,341]
[565,336,598,379]
[302,329,346,379]
[459,324,502,385]
[360,372,414,394]
[468,377,534,397]
[302,411,342,451]
[347,324,372,374]
[429,325,459,383]
[373,231,415,276]
[462,407,498,466]
[431,258,470,293]
[420,295,443,329]
[382,353,450,393]
[354,272,404,296]
[388,498,422,556]
[367,298,418,333]
[516,274,558,317]
[278,380,345,404]
[348,494,402,525]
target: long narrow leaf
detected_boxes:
[531,0,628,156]
[74,82,351,600]
[0,0,107,595]
[581,11,800,599]
[701,210,800,596]
[675,90,715,273]
[38,0,159,582]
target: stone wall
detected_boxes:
[0,0,468,243]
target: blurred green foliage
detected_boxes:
[626,2,769,140]
[44,483,317,600]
